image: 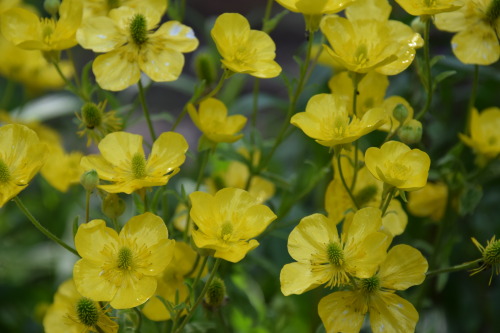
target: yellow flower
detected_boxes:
[378,96,415,132]
[280,208,391,295]
[189,188,277,263]
[43,279,118,333]
[459,107,500,163]
[318,244,428,333]
[73,213,175,309]
[76,101,122,146]
[142,242,208,321]
[394,0,462,16]
[0,0,82,53]
[434,0,500,65]
[188,98,247,143]
[470,236,500,284]
[41,144,84,192]
[211,13,281,78]
[365,141,430,191]
[320,0,423,75]
[82,0,167,18]
[291,93,386,148]
[0,124,46,207]
[408,181,448,221]
[77,5,198,91]
[81,131,188,194]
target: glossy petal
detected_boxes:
[280,262,323,295]
[75,219,119,263]
[153,21,199,52]
[77,16,125,52]
[73,259,117,301]
[0,8,41,48]
[318,291,366,333]
[369,292,419,333]
[93,45,141,91]
[99,131,144,169]
[146,131,188,176]
[111,275,158,309]
[451,22,500,65]
[139,46,184,82]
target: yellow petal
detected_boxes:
[121,212,169,248]
[81,154,121,182]
[98,131,144,170]
[451,22,500,65]
[318,291,366,333]
[0,8,42,49]
[146,131,188,177]
[343,207,383,248]
[77,16,125,52]
[214,239,259,263]
[381,199,408,236]
[280,262,323,296]
[237,204,276,239]
[110,275,158,309]
[369,292,419,333]
[93,45,141,91]
[75,219,119,263]
[73,259,117,301]
[152,21,199,53]
[139,46,184,82]
[189,191,218,235]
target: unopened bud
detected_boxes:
[398,119,422,145]
[102,193,126,219]
[411,17,425,34]
[80,170,99,192]
[204,277,226,308]
[44,0,60,16]
[393,104,409,124]
[81,102,102,129]
[194,52,217,86]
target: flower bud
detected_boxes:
[393,104,409,124]
[76,297,99,327]
[204,277,226,308]
[194,52,217,86]
[398,119,422,145]
[80,170,99,192]
[44,0,60,16]
[102,193,126,219]
[81,102,103,129]
[411,17,425,35]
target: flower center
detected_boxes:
[326,242,344,267]
[385,161,411,186]
[81,102,102,129]
[129,14,149,46]
[40,18,56,42]
[220,222,233,241]
[76,297,99,327]
[117,246,134,270]
[0,158,10,183]
[131,153,147,179]
[354,43,369,65]
[361,276,380,293]
[484,239,500,266]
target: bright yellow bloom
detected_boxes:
[280,208,391,295]
[1,0,82,52]
[189,188,277,263]
[434,0,500,65]
[77,5,198,91]
[459,107,500,163]
[394,0,462,16]
[142,242,208,321]
[470,236,500,284]
[0,124,46,207]
[318,244,428,333]
[365,141,430,191]
[43,279,118,333]
[320,0,423,75]
[73,213,175,309]
[41,144,84,192]
[211,13,281,78]
[291,93,386,147]
[82,0,167,18]
[408,182,448,221]
[81,131,188,194]
[188,98,247,143]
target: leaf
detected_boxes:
[262,10,288,34]
[432,70,457,91]
[458,184,483,216]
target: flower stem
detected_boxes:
[336,149,359,210]
[416,18,432,120]
[137,79,156,141]
[85,190,91,223]
[14,196,79,256]
[426,259,482,277]
[379,186,395,215]
[465,64,479,135]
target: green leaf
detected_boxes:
[262,10,288,34]
[458,184,483,216]
[432,70,457,91]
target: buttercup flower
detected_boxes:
[1,0,82,53]
[470,236,500,284]
[434,0,500,65]
[459,107,500,163]
[82,0,167,18]
[365,140,430,191]
[41,144,84,192]
[394,0,462,16]
[211,13,281,78]
[81,131,188,194]
[189,188,277,263]
[291,93,386,148]
[0,124,46,207]
[320,0,423,75]
[77,5,198,90]
[318,244,428,333]
[408,181,448,221]
[280,208,391,295]
[43,279,118,333]
[73,213,175,309]
[188,98,247,144]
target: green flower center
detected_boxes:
[486,0,500,25]
[361,276,380,293]
[484,239,500,266]
[354,44,369,65]
[355,185,378,207]
[130,14,149,46]
[0,158,10,183]
[131,153,147,179]
[117,247,134,270]
[81,102,102,129]
[326,242,344,267]
[40,18,56,41]
[76,297,99,327]
[220,222,233,241]
[385,161,411,186]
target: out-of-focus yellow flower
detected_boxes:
[41,144,84,192]
[76,101,122,146]
[378,96,415,132]
[211,13,281,78]
[43,279,118,333]
[1,0,82,54]
[319,244,428,333]
[280,208,391,295]
[394,0,462,16]
[434,0,500,65]
[0,124,46,207]
[459,107,500,163]
[365,141,430,191]
[189,188,277,263]
[471,236,500,284]
[73,213,175,309]
[81,131,188,194]
[188,98,247,144]
[291,93,386,148]
[408,182,448,221]
[82,0,167,18]
[321,0,423,75]
[77,5,198,91]
[142,242,208,321]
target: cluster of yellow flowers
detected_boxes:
[0,0,499,331]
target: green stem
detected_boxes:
[337,150,359,210]
[244,78,261,191]
[465,64,479,135]
[416,18,432,120]
[263,0,274,25]
[111,218,120,231]
[14,196,79,256]
[191,256,209,291]
[137,80,156,141]
[85,190,91,223]
[66,48,81,88]
[1,79,15,109]
[426,259,482,277]
[379,187,395,215]
[174,258,222,333]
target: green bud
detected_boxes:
[410,17,425,35]
[194,52,217,86]
[81,102,102,129]
[398,119,423,145]
[44,0,61,16]
[204,277,226,308]
[76,297,99,327]
[393,104,409,124]
[80,170,99,192]
[102,193,126,219]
